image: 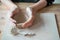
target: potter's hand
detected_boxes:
[22,7,35,28]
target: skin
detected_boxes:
[1,0,47,28]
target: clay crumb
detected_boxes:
[25,33,36,37]
[0,30,1,33]
[11,27,19,36]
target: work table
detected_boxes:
[0,3,60,40]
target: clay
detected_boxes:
[0,17,5,19]
[25,33,36,37]
[11,27,19,35]
[16,23,23,29]
[0,30,1,33]
[11,25,36,37]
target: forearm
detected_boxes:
[1,0,17,12]
[30,0,47,12]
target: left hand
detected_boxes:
[21,7,36,28]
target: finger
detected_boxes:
[22,16,34,28]
[10,18,16,23]
[11,13,16,19]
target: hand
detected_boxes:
[21,7,36,28]
[22,16,35,28]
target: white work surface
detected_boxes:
[1,12,59,40]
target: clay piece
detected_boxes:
[0,17,5,19]
[11,26,36,37]
[16,23,23,29]
[24,33,36,37]
[0,30,1,33]
[11,27,19,35]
